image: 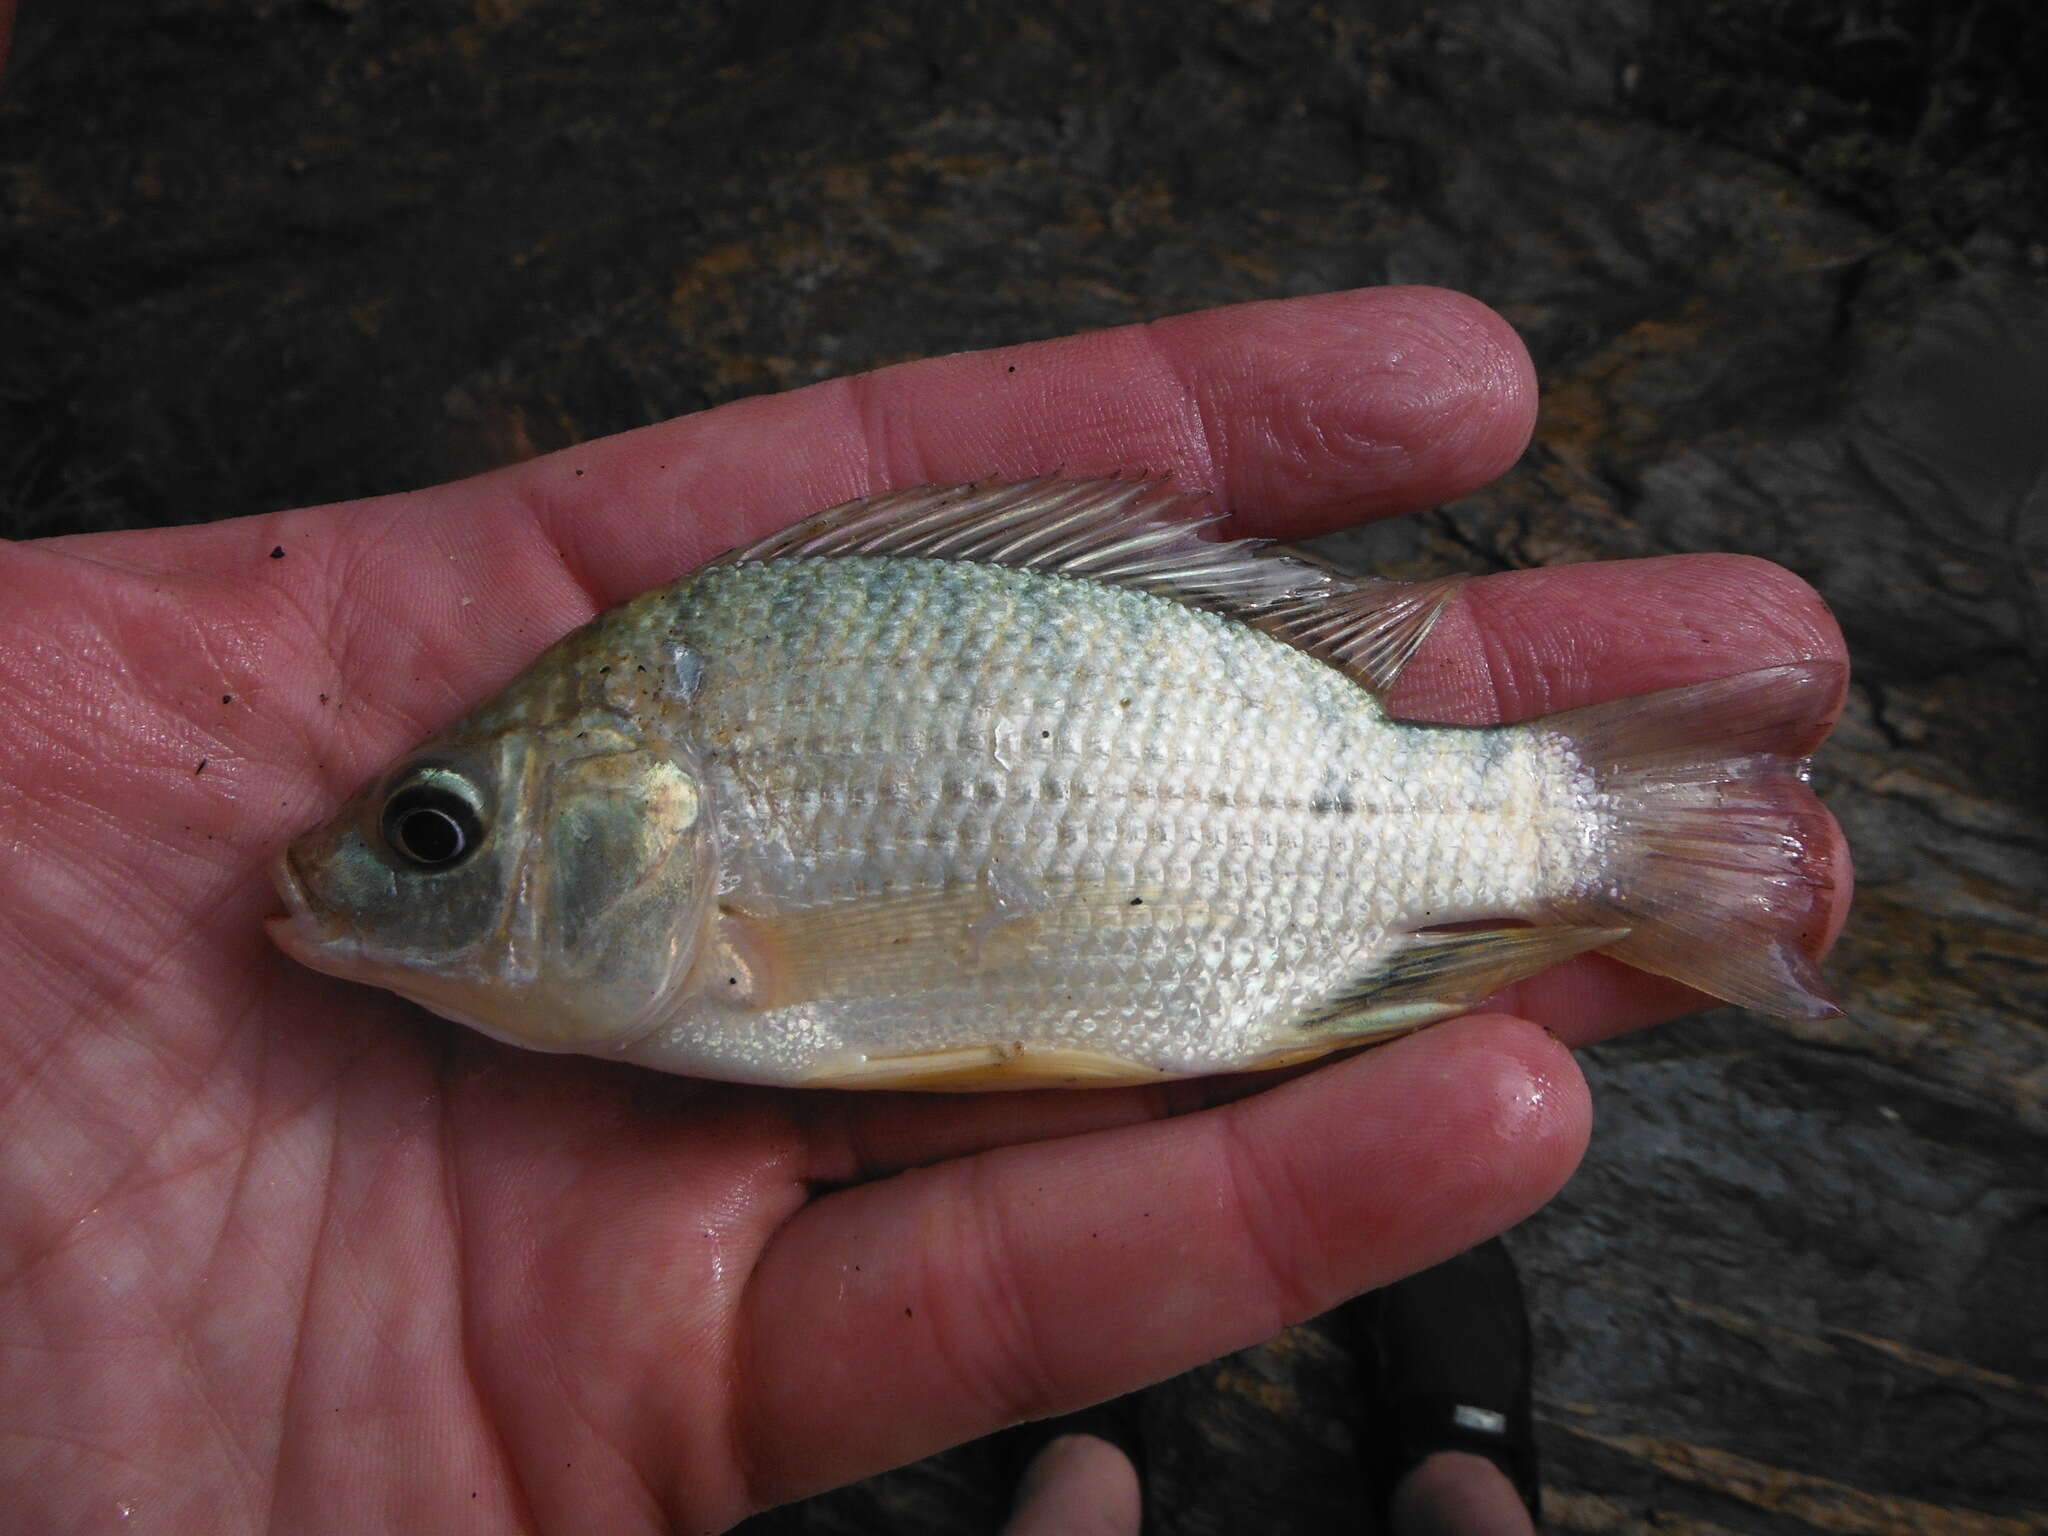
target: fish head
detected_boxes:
[268,627,718,1052]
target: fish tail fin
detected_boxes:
[1539,662,1846,1020]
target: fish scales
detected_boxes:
[616,556,1599,1081]
[267,475,1839,1088]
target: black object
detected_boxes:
[1342,1237,1543,1527]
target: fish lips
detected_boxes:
[264,846,368,979]
[264,848,501,1035]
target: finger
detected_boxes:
[28,286,1534,796]
[65,285,1533,602]
[725,1014,1588,1509]
[489,283,1537,602]
[795,1074,1260,1189]
[1388,551,1848,727]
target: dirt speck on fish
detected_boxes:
[266,477,1842,1089]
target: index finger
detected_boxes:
[503,283,1537,602]
[54,286,1533,609]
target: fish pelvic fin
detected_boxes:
[712,475,1464,695]
[800,1043,1174,1091]
[1538,662,1847,1021]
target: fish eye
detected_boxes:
[380,775,486,870]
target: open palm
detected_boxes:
[0,288,1848,1533]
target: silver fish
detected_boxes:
[267,477,1840,1089]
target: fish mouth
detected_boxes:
[263,846,531,1041]
[264,847,362,975]
[263,846,483,1027]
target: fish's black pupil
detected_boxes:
[396,806,465,863]
[383,783,483,869]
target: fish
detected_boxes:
[266,476,1841,1089]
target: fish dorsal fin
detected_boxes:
[715,475,1464,696]
[1246,574,1468,696]
[714,475,1321,605]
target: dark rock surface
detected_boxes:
[5,2,2044,1531]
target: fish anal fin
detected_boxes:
[1223,925,1629,1078]
[1300,923,1630,1034]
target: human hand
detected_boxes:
[0,287,1849,1532]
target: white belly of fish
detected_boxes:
[621,558,1602,1085]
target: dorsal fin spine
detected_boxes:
[715,475,1464,696]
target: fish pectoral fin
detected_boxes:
[802,1042,1172,1091]
[1237,924,1631,1071]
[713,879,1206,1009]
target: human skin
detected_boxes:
[0,286,1850,1533]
